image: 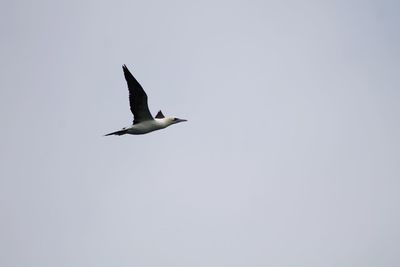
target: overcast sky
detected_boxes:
[1,0,400,266]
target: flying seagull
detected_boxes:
[105,65,187,136]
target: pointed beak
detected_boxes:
[175,118,187,123]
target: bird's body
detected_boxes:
[106,117,178,136]
[105,65,186,136]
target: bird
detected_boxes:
[105,65,187,136]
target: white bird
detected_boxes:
[105,65,187,136]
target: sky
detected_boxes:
[1,0,400,266]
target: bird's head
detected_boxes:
[168,117,187,125]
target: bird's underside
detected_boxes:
[105,115,168,136]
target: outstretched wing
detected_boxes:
[122,65,153,124]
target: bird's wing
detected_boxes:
[122,65,154,124]
[155,110,165,118]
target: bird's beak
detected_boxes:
[175,118,187,123]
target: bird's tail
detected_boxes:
[104,129,128,136]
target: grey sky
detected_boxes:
[1,0,400,266]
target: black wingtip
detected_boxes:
[122,64,132,75]
[155,110,165,119]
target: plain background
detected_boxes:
[1,0,399,266]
